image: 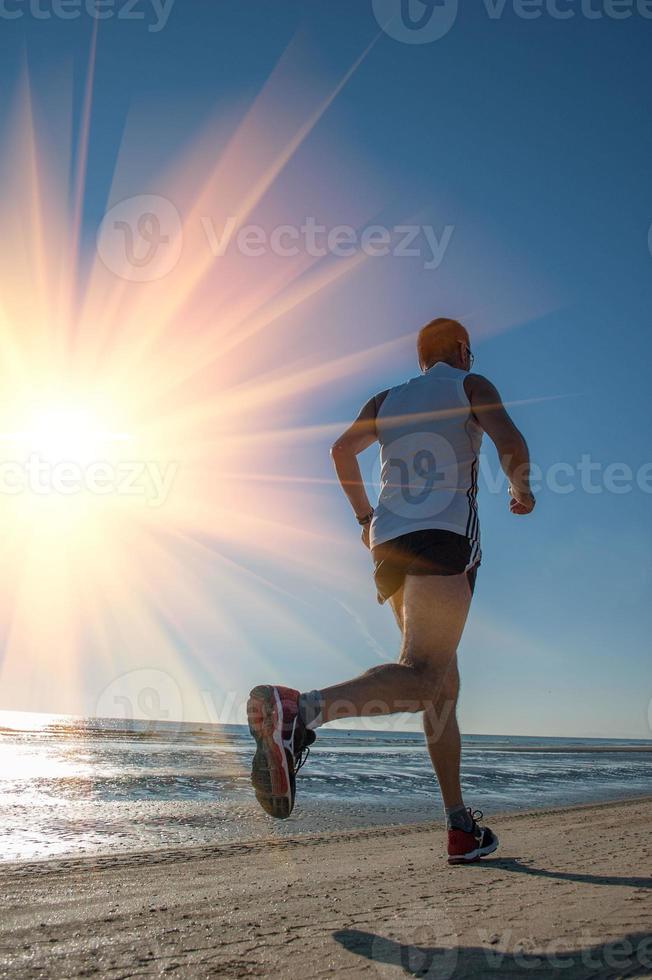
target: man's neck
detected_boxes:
[426,358,457,371]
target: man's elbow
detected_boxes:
[330,438,350,459]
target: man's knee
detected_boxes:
[403,653,459,705]
[418,661,459,738]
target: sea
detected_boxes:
[0,713,650,863]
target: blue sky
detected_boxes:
[1,1,651,738]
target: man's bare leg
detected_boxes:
[387,584,404,631]
[389,581,465,807]
[248,570,492,852]
[423,661,463,809]
[320,574,470,719]
[317,573,471,810]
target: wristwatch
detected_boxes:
[356,510,374,526]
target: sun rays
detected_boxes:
[0,34,407,718]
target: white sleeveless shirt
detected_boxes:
[369,362,482,566]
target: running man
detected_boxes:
[247,318,535,864]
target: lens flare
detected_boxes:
[0,39,410,719]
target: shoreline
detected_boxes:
[466,744,652,752]
[2,794,651,875]
[3,716,651,753]
[1,798,650,978]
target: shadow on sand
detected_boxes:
[476,856,652,890]
[334,928,652,978]
[334,855,651,976]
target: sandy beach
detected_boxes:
[1,798,650,978]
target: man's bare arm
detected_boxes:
[330,398,377,527]
[464,373,535,515]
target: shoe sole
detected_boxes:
[447,835,499,865]
[247,685,293,819]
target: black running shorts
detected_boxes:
[372,529,479,605]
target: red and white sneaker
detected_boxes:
[247,685,315,819]
[447,809,499,865]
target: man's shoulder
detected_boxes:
[375,373,420,403]
[359,386,394,418]
[372,387,392,414]
[363,373,425,419]
[356,386,393,424]
[463,373,499,401]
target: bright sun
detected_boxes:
[0,374,156,563]
[0,40,407,718]
[19,405,126,464]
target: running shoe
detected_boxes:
[247,685,315,819]
[447,809,499,864]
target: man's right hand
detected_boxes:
[509,486,536,515]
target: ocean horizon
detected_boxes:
[1,712,650,863]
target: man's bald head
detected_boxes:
[417,317,471,372]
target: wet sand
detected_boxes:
[1,798,650,978]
